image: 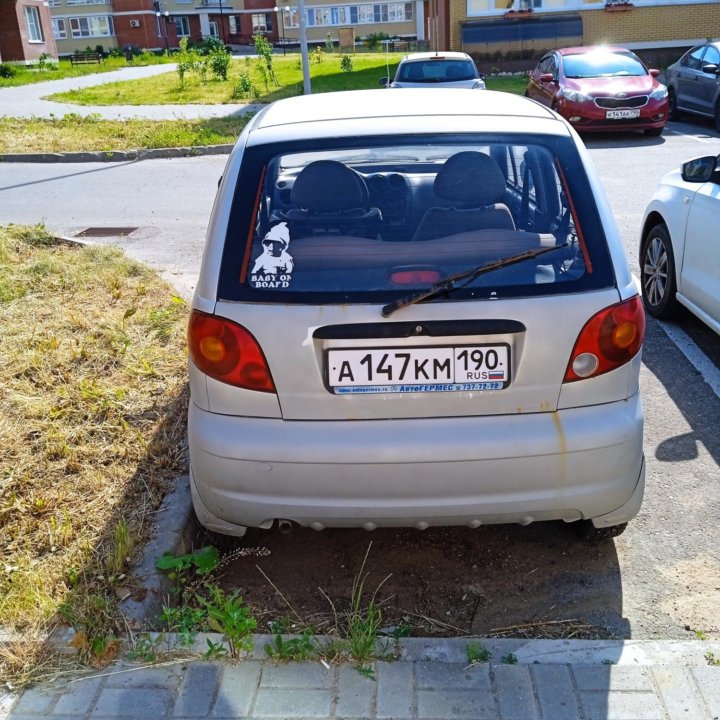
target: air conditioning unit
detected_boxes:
[130,19,141,27]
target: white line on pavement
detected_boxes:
[659,321,720,398]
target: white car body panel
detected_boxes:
[642,165,720,333]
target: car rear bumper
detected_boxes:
[189,395,644,535]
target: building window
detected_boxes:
[52,18,67,39]
[24,6,44,42]
[48,0,62,7]
[293,3,415,28]
[252,13,273,32]
[69,15,114,38]
[209,20,218,36]
[228,15,238,34]
[175,16,190,36]
[66,0,111,5]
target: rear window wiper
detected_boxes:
[381,242,569,318]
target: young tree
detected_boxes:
[253,33,278,86]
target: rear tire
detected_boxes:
[668,88,680,121]
[640,223,679,319]
[714,101,720,133]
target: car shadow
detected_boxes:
[212,517,630,641]
[581,130,667,149]
[643,316,720,468]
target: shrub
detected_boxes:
[340,53,353,73]
[209,47,231,81]
[363,32,390,51]
[0,63,18,79]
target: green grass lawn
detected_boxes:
[47,52,527,105]
[0,54,174,88]
[2,52,528,153]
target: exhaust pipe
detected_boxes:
[277,519,293,534]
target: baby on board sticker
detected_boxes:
[250,222,294,288]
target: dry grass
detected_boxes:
[0,225,189,686]
[0,115,249,154]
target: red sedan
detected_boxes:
[525,46,668,136]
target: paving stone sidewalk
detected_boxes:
[3,638,720,720]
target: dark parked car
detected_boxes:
[525,46,668,136]
[664,42,720,131]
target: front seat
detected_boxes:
[278,160,381,238]
[412,151,516,242]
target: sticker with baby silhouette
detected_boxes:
[250,222,294,289]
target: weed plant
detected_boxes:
[466,641,492,664]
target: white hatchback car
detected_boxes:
[380,51,486,89]
[189,89,645,542]
[640,154,720,333]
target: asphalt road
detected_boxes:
[1,117,719,639]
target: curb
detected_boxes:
[43,632,720,668]
[119,474,196,630]
[0,145,233,163]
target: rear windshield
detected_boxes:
[396,59,477,83]
[218,135,615,304]
[563,51,647,79]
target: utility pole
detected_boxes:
[297,0,311,94]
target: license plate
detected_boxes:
[326,344,510,394]
[606,109,640,119]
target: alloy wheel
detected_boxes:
[643,236,668,308]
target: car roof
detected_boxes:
[557,45,633,56]
[400,51,471,62]
[252,89,559,134]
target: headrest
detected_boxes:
[434,152,507,207]
[291,160,369,212]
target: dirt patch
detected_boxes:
[660,557,720,635]
[209,521,624,640]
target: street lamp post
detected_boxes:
[155,10,170,52]
[274,5,288,54]
[218,0,227,44]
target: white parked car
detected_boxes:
[640,154,720,334]
[380,51,486,89]
[188,89,645,543]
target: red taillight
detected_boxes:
[188,310,275,393]
[564,296,645,383]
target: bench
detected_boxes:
[70,52,103,67]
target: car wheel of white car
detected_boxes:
[641,223,678,319]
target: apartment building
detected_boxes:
[446,0,720,57]
[42,0,720,56]
[0,0,58,63]
[45,0,421,54]
[275,0,422,45]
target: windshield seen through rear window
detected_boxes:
[397,60,477,82]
